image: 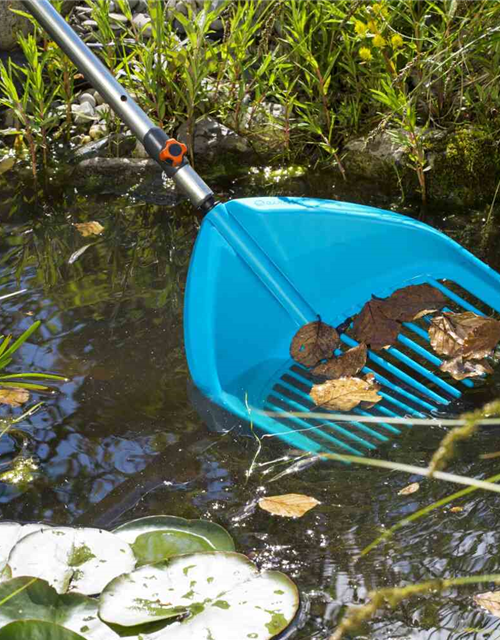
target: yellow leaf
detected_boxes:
[310,375,381,411]
[258,493,320,518]
[0,388,29,407]
[450,506,463,513]
[474,591,500,618]
[74,221,105,237]
[398,482,420,496]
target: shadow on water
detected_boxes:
[1,165,500,638]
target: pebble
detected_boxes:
[109,12,129,24]
[210,18,223,31]
[72,102,96,124]
[96,103,112,118]
[79,93,97,108]
[89,123,109,140]
[82,19,98,30]
[132,13,152,37]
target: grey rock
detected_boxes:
[96,103,112,118]
[209,18,223,31]
[109,12,129,24]
[72,157,161,187]
[70,133,136,163]
[135,0,149,11]
[132,13,152,37]
[79,92,97,108]
[0,0,71,50]
[125,0,139,9]
[343,130,409,179]
[133,141,149,159]
[177,116,251,158]
[72,101,96,124]
[89,123,109,140]
[82,19,99,30]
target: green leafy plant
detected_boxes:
[0,321,67,393]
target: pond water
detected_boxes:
[1,164,500,639]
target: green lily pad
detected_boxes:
[99,551,299,639]
[112,516,235,565]
[8,527,135,595]
[0,620,86,639]
[0,578,118,639]
[0,522,50,573]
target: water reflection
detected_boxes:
[0,168,499,638]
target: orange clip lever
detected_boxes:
[159,138,187,167]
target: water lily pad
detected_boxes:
[0,522,50,573]
[113,516,234,565]
[8,527,135,595]
[0,577,118,639]
[0,620,86,640]
[99,551,299,639]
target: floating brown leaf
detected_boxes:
[461,316,500,359]
[258,493,320,518]
[429,312,500,360]
[440,355,493,380]
[0,388,29,407]
[382,284,447,322]
[290,321,339,367]
[398,482,420,496]
[474,591,500,618]
[309,375,382,411]
[352,299,401,351]
[74,221,105,237]
[312,344,367,379]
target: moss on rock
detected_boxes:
[427,126,500,207]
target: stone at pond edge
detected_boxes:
[0,0,72,50]
[176,116,254,162]
[342,125,500,207]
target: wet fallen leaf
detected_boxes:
[352,299,401,351]
[290,321,339,367]
[0,388,29,407]
[474,591,500,617]
[74,221,104,237]
[461,316,500,359]
[309,375,382,411]
[312,344,367,379]
[381,284,447,322]
[450,506,463,513]
[398,482,420,496]
[258,493,320,518]
[429,312,500,360]
[440,355,493,380]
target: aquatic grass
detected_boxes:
[0,322,67,392]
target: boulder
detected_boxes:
[176,117,252,160]
[0,0,72,50]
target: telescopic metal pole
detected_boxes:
[22,0,215,212]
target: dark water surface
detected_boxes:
[1,165,500,639]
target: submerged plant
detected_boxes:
[0,321,66,397]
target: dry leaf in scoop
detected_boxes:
[382,284,447,322]
[398,482,420,496]
[312,343,367,379]
[290,321,339,367]
[0,388,29,407]
[440,355,493,380]
[259,493,320,518]
[474,591,500,618]
[352,299,401,351]
[74,221,105,237]
[310,375,382,411]
[429,312,500,359]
